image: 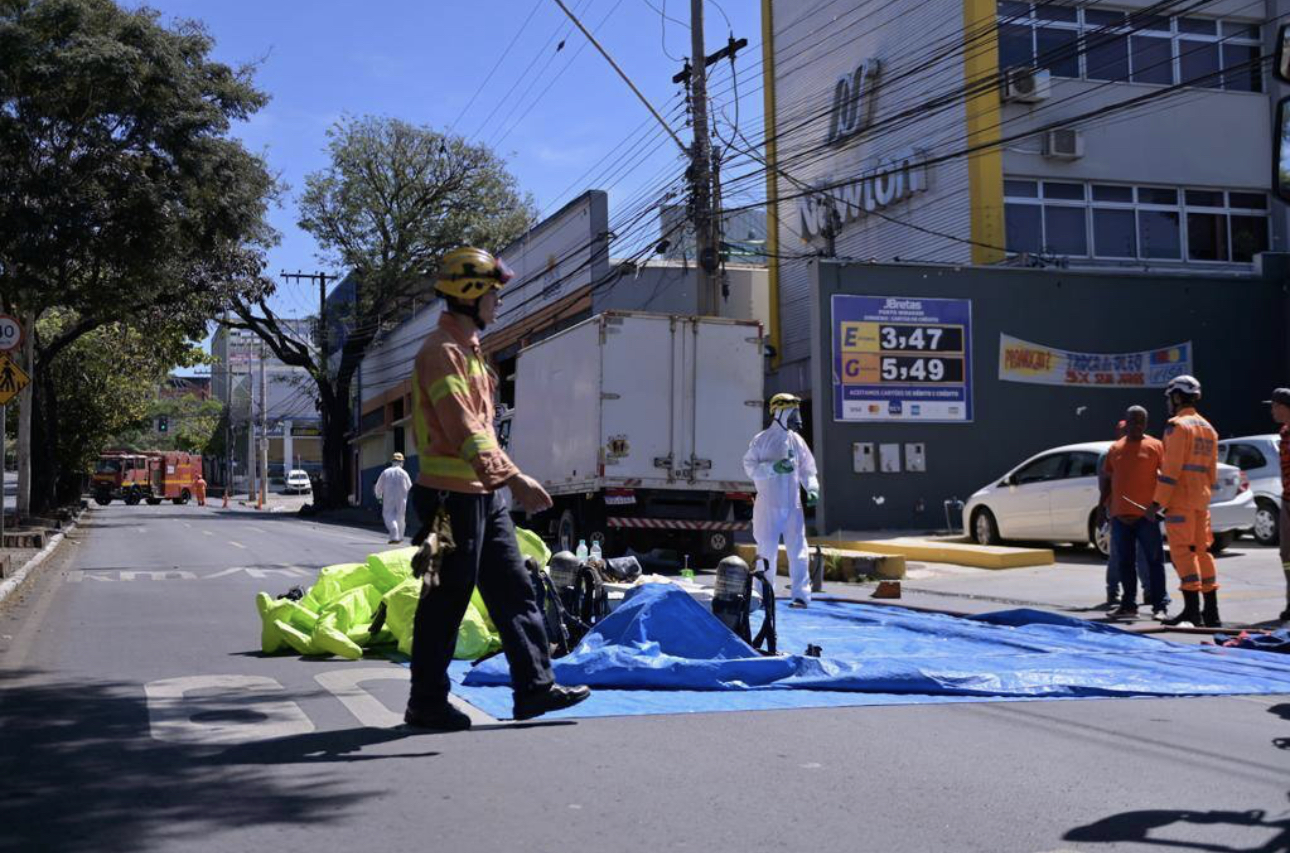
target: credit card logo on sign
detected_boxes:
[888,401,903,415]
[911,404,921,416]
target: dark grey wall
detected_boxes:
[809,257,1290,533]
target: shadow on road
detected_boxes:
[1063,807,1289,851]
[0,669,400,853]
[1063,703,1290,851]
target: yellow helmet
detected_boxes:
[434,247,515,302]
[769,393,802,413]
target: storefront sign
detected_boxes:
[826,59,881,145]
[998,335,1193,388]
[832,295,973,423]
[797,149,929,240]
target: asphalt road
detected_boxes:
[1,503,1288,853]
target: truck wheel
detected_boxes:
[145,497,162,506]
[555,508,578,554]
[703,530,734,558]
[173,489,191,506]
[94,492,112,506]
[1253,500,1280,546]
[124,488,141,506]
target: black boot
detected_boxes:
[1201,591,1222,628]
[1162,590,1202,627]
[513,684,591,721]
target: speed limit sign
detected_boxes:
[0,315,22,352]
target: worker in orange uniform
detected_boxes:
[194,474,207,507]
[1147,375,1221,627]
[404,246,590,732]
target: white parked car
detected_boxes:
[284,469,313,494]
[964,441,1255,555]
[1217,434,1282,546]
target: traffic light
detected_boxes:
[157,415,169,433]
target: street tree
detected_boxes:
[0,0,277,511]
[229,116,535,508]
[39,312,208,502]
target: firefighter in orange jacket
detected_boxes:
[403,246,590,731]
[1147,375,1221,627]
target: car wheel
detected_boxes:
[1210,530,1236,554]
[1253,500,1280,546]
[1092,515,1111,558]
[971,507,1000,546]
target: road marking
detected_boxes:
[144,675,314,745]
[314,668,410,728]
[205,567,310,580]
[228,541,247,549]
[119,570,198,581]
[64,572,116,583]
[135,527,147,534]
[183,522,192,529]
[202,530,214,537]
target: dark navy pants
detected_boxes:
[1110,515,1167,609]
[407,486,553,710]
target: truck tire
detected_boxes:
[703,530,735,558]
[94,491,112,506]
[145,497,162,506]
[555,508,578,554]
[124,488,141,506]
[173,489,191,506]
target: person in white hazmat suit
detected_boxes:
[374,453,413,544]
[743,394,820,608]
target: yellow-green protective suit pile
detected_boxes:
[253,527,552,661]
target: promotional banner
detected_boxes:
[998,335,1192,388]
[832,295,972,422]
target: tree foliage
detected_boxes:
[230,116,535,508]
[38,312,207,481]
[0,0,277,508]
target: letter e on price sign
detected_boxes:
[0,315,22,353]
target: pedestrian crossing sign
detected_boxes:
[0,355,30,405]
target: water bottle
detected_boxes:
[576,539,589,562]
[589,540,602,563]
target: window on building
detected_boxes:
[1004,180,1270,265]
[996,3,1261,92]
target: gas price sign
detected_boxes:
[831,295,973,422]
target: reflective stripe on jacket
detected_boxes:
[1151,406,1218,511]
[412,313,519,494]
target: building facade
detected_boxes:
[763,0,1290,398]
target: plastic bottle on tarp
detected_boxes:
[576,540,589,562]
[589,540,603,563]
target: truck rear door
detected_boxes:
[688,319,763,488]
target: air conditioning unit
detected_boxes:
[1043,128,1084,160]
[1003,67,1052,103]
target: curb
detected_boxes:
[0,515,80,608]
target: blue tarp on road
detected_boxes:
[457,584,1290,711]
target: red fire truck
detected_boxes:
[92,450,203,506]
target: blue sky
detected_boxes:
[134,0,765,325]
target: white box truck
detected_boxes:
[503,312,764,559]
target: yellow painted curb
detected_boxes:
[812,537,1054,570]
[734,543,906,580]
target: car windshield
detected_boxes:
[95,459,121,473]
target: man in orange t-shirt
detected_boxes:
[1099,406,1167,619]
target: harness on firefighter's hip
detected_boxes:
[411,491,455,589]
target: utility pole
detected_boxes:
[688,0,717,317]
[259,339,268,509]
[280,270,337,502]
[245,356,255,503]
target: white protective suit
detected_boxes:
[374,463,413,543]
[743,424,820,604]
